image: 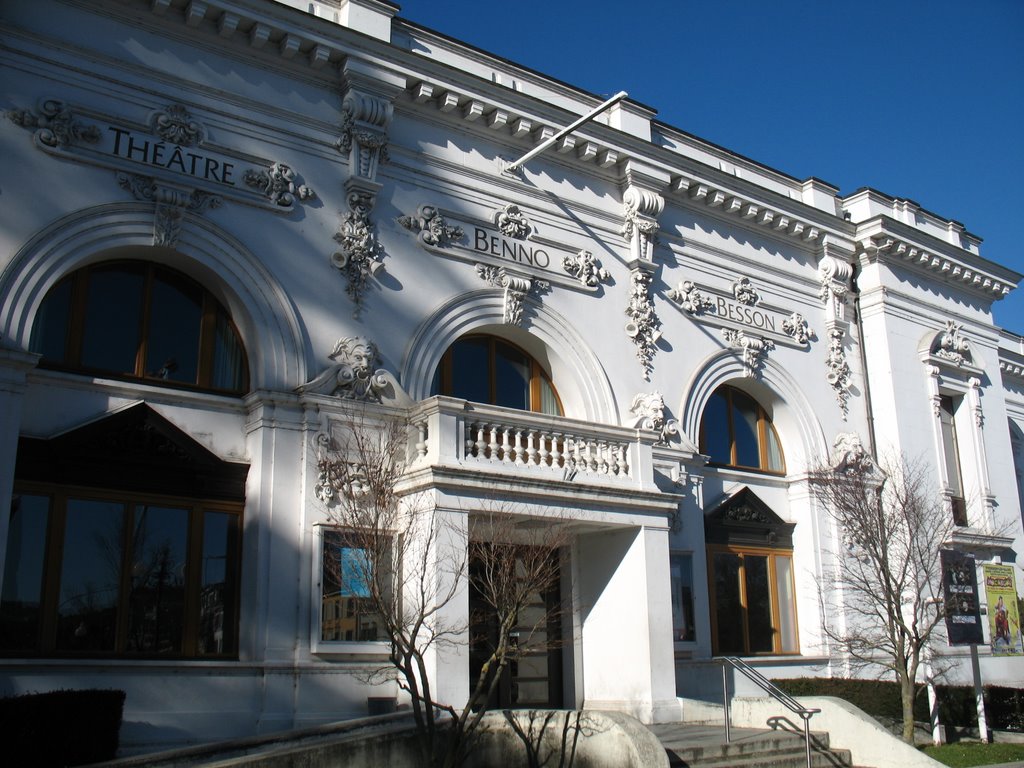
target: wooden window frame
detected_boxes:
[706,543,799,656]
[700,385,785,474]
[4,482,242,659]
[31,261,249,395]
[434,335,562,415]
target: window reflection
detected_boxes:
[0,495,50,650]
[699,385,784,473]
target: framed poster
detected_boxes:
[941,551,984,646]
[983,564,1022,655]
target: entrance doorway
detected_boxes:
[468,548,564,709]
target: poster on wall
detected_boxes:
[983,564,1022,655]
[941,550,984,645]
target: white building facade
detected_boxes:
[1,0,1022,753]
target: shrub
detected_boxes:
[773,678,1023,732]
[0,689,126,766]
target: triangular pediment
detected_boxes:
[17,403,247,500]
[705,487,794,547]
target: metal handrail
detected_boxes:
[716,656,821,768]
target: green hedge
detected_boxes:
[0,689,126,766]
[773,678,1024,732]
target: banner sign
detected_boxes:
[983,563,1022,655]
[941,551,983,646]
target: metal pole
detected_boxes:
[721,661,731,743]
[803,715,812,768]
[504,90,628,173]
[970,644,990,742]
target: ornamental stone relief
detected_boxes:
[932,320,973,367]
[495,204,532,240]
[150,104,204,147]
[8,99,100,148]
[243,162,315,207]
[629,391,680,445]
[562,249,611,288]
[621,186,663,263]
[398,205,465,247]
[667,280,715,315]
[625,267,661,381]
[332,190,385,317]
[476,265,549,326]
[782,313,811,345]
[825,328,852,420]
[732,276,760,306]
[722,328,774,378]
[830,432,875,475]
[296,335,391,402]
[337,88,393,182]
[117,172,222,248]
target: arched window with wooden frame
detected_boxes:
[29,260,248,395]
[700,384,784,473]
[430,335,562,415]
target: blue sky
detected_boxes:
[396,0,1024,331]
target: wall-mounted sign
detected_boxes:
[667,275,811,347]
[941,550,984,646]
[8,99,315,212]
[983,563,1022,655]
[398,202,612,292]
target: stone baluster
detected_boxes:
[513,430,525,465]
[550,432,563,468]
[500,427,512,463]
[487,424,499,461]
[526,430,538,466]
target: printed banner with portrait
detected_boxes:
[983,564,1022,655]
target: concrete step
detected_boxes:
[648,724,859,768]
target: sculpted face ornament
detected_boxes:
[296,336,389,402]
[629,391,680,445]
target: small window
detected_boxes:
[699,385,784,473]
[670,553,696,642]
[708,546,798,655]
[0,491,241,657]
[30,261,248,394]
[320,530,392,643]
[431,335,562,415]
[939,395,968,526]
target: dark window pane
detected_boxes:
[449,338,490,404]
[0,494,50,650]
[80,266,145,374]
[701,391,731,465]
[126,506,188,654]
[212,313,246,392]
[670,553,696,642]
[713,552,744,654]
[745,555,774,653]
[494,341,529,410]
[29,277,72,362]
[731,391,761,468]
[56,499,125,652]
[198,511,239,655]
[146,271,202,384]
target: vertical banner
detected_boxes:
[983,564,1022,655]
[941,551,984,646]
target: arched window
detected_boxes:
[430,335,562,415]
[29,261,248,394]
[699,385,784,473]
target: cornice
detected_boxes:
[855,217,1019,301]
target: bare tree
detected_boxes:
[315,411,573,768]
[810,442,955,744]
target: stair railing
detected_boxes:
[716,656,821,768]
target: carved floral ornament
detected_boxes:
[625,267,661,381]
[7,98,100,148]
[398,205,464,247]
[830,432,876,475]
[333,191,385,317]
[495,204,533,239]
[562,249,611,287]
[150,104,204,147]
[826,328,853,420]
[243,162,315,207]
